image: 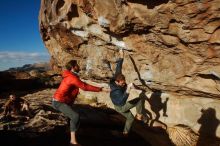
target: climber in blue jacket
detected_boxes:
[109,49,145,135]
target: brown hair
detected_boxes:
[115,73,125,81]
[65,60,77,70]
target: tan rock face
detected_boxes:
[39,0,220,142]
[39,0,220,95]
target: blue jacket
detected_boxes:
[109,58,129,106]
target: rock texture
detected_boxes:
[39,0,220,96]
[39,0,220,145]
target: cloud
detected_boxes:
[0,51,49,59]
[0,51,50,71]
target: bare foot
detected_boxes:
[70,143,81,146]
[123,131,129,137]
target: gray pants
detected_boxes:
[52,100,80,132]
[114,97,144,133]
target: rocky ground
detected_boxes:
[0,88,154,146]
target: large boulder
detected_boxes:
[39,0,220,145]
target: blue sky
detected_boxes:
[0,0,50,71]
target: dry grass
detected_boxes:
[167,124,199,146]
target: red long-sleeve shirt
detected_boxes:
[54,70,101,105]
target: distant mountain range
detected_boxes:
[6,62,51,72]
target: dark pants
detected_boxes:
[52,100,80,132]
[114,97,144,133]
